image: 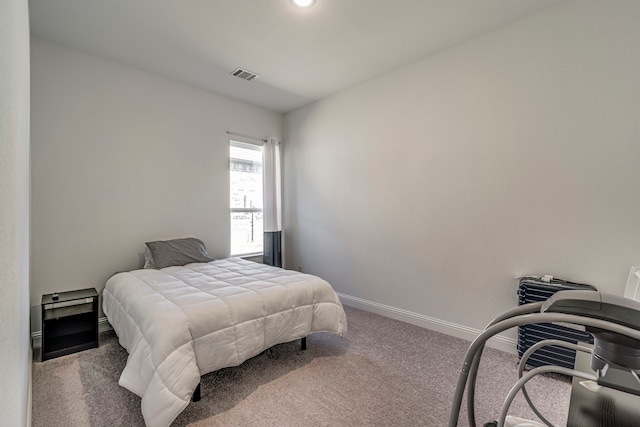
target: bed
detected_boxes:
[102,238,347,427]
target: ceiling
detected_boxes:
[29,0,563,113]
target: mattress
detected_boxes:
[102,257,347,426]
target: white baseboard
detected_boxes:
[32,302,518,354]
[27,346,32,427]
[337,293,517,354]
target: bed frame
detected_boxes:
[191,336,307,402]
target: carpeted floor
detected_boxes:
[32,305,571,426]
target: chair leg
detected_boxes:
[301,337,307,351]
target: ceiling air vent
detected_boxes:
[230,67,259,81]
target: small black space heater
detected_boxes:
[517,276,597,370]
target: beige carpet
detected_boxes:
[32,305,571,426]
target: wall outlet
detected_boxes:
[297,265,303,272]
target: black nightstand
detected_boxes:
[41,288,99,361]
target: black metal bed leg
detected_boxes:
[301,337,307,351]
[192,383,201,402]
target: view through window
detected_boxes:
[230,141,263,256]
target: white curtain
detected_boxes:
[262,138,282,266]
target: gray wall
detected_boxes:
[30,39,283,306]
[0,0,31,425]
[283,1,640,335]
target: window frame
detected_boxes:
[229,140,264,257]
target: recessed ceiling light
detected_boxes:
[291,0,315,8]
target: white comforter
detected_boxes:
[102,258,347,427]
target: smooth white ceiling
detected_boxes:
[29,0,563,113]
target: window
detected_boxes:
[230,141,263,256]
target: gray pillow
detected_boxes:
[145,237,214,269]
[143,246,156,269]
